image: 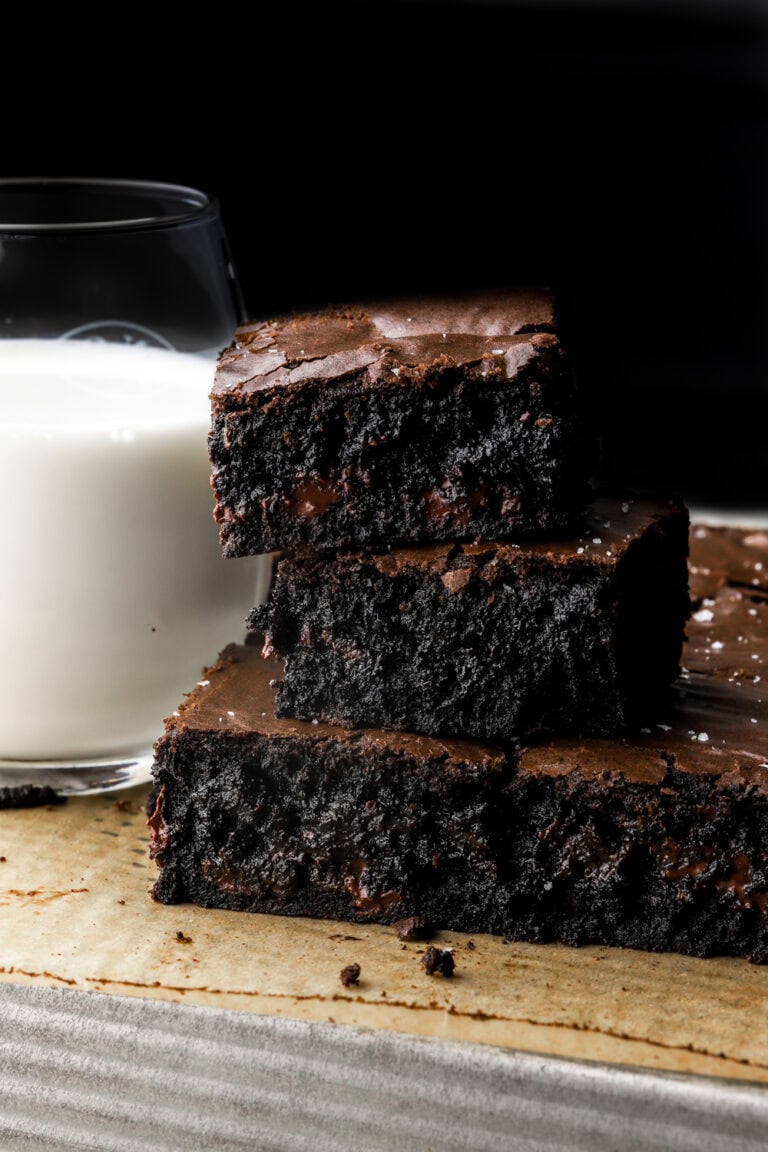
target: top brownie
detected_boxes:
[210,291,596,554]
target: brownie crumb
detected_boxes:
[340,963,361,987]
[467,940,476,951]
[421,947,455,977]
[393,915,433,941]
[175,931,192,944]
[117,899,126,905]
[0,784,66,810]
[0,857,6,863]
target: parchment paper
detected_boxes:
[1,785,766,1084]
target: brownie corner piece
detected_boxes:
[209,290,596,554]
[254,495,690,743]
[150,644,508,926]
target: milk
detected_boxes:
[0,339,266,761]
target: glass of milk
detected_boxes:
[0,180,268,793]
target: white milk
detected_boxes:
[0,339,266,761]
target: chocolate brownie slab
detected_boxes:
[150,521,768,961]
[151,643,507,930]
[210,291,595,553]
[250,497,690,742]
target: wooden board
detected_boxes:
[1,783,767,1086]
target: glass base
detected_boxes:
[0,751,153,796]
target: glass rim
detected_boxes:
[0,179,219,235]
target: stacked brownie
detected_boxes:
[149,291,768,963]
[207,291,688,745]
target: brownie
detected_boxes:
[249,496,690,742]
[209,291,596,554]
[150,643,509,930]
[150,523,768,962]
[0,784,65,809]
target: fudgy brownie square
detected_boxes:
[209,291,595,554]
[250,497,690,743]
[150,644,509,929]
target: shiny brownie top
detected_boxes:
[212,290,559,406]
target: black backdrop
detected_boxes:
[3,1,767,507]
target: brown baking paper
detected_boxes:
[1,784,767,1084]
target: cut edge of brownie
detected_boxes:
[249,495,690,742]
[151,644,508,925]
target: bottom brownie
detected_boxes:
[151,522,768,962]
[150,645,508,931]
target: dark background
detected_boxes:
[3,0,767,507]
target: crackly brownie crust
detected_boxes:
[250,496,690,742]
[151,521,768,962]
[209,291,596,554]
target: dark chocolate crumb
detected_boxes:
[340,963,361,987]
[175,931,193,944]
[0,857,6,863]
[467,940,476,951]
[0,785,66,810]
[117,899,126,906]
[421,947,455,977]
[393,915,433,941]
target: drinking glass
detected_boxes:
[0,179,268,793]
